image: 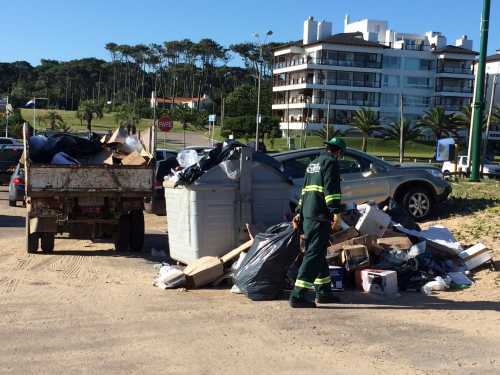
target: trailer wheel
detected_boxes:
[40,233,55,253]
[129,210,145,252]
[115,214,131,252]
[26,217,39,253]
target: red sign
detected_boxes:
[158,116,173,132]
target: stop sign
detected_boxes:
[158,116,173,132]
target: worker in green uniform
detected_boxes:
[290,137,346,308]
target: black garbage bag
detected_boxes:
[234,223,300,301]
[29,133,103,163]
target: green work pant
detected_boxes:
[291,219,332,300]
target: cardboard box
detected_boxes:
[329,266,345,290]
[183,256,224,288]
[328,234,377,254]
[121,151,147,166]
[330,227,359,246]
[459,243,493,271]
[341,245,370,271]
[377,236,412,250]
[361,269,398,296]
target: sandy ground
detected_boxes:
[0,187,499,375]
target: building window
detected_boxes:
[381,93,399,106]
[383,74,401,88]
[403,95,431,107]
[384,56,401,69]
[404,57,434,71]
[405,76,433,89]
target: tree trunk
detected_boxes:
[87,118,92,134]
[362,136,367,152]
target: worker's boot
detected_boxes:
[289,296,316,308]
[315,292,341,304]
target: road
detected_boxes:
[159,130,210,150]
[0,189,499,374]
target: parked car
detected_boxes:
[145,153,179,215]
[442,155,500,178]
[0,138,23,174]
[272,147,451,220]
[8,163,25,207]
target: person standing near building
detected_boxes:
[290,137,346,308]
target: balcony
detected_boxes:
[315,58,382,69]
[437,66,473,75]
[274,78,381,89]
[436,86,473,93]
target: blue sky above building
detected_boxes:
[1,0,498,65]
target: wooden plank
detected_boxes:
[221,239,254,264]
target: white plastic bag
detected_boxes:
[177,150,199,168]
[421,276,450,295]
[153,264,186,289]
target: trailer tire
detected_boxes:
[115,214,131,252]
[129,210,145,252]
[40,233,55,253]
[26,217,39,253]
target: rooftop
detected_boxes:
[274,32,387,52]
[433,45,479,55]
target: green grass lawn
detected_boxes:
[210,128,437,160]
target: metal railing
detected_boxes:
[437,66,473,74]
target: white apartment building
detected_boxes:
[485,51,500,116]
[272,16,477,134]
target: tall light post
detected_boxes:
[253,30,273,151]
[469,0,491,181]
[30,97,49,135]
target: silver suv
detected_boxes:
[273,147,451,220]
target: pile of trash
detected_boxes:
[153,199,495,301]
[28,126,152,166]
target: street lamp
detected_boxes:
[254,30,273,151]
[31,97,49,135]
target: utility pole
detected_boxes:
[469,0,491,181]
[5,96,9,138]
[253,30,273,151]
[399,94,404,164]
[326,100,331,141]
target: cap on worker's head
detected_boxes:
[324,137,346,152]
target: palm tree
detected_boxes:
[53,121,71,133]
[114,104,140,134]
[351,108,381,152]
[42,111,64,130]
[417,106,457,139]
[454,104,486,131]
[491,104,500,126]
[314,126,344,141]
[76,100,103,134]
[383,119,422,161]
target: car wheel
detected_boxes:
[402,187,434,221]
[40,233,55,253]
[129,210,145,252]
[114,214,131,252]
[9,200,16,207]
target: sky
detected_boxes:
[1,0,499,66]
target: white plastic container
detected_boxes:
[164,152,292,264]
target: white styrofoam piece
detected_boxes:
[355,203,391,237]
[393,224,463,253]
